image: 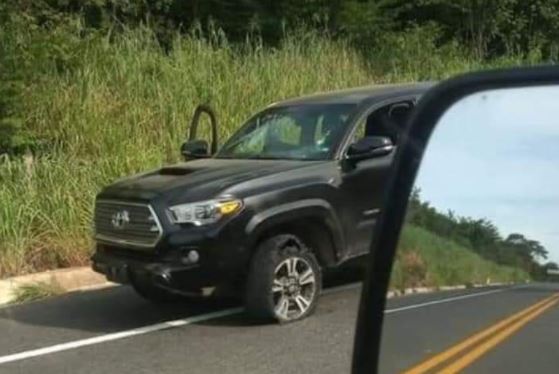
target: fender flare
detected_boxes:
[245,199,345,266]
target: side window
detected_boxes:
[350,101,414,145]
[352,117,368,143]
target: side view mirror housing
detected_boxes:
[181,139,210,160]
[346,136,394,163]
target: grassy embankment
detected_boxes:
[392,225,527,290]
[0,27,530,285]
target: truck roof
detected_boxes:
[271,82,435,107]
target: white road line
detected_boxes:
[0,307,243,365]
[0,285,514,365]
[323,282,515,313]
[385,287,510,314]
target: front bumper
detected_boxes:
[92,245,215,290]
[91,229,247,292]
[91,201,253,291]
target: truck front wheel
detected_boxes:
[245,234,322,323]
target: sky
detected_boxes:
[414,85,559,264]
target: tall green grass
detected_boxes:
[391,225,528,290]
[0,27,532,277]
[1,30,379,276]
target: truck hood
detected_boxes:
[98,158,326,202]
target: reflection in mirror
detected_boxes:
[380,86,559,374]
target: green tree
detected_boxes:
[407,190,548,277]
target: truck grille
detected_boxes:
[94,200,162,248]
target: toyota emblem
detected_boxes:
[111,210,130,229]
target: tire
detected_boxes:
[245,234,322,323]
[130,272,186,303]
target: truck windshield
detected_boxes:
[216,103,356,160]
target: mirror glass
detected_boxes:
[181,139,209,159]
[380,85,559,373]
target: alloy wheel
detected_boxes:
[272,256,317,320]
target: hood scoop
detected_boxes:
[158,167,194,176]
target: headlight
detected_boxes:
[168,198,243,226]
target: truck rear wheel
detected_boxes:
[245,234,322,323]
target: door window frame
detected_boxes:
[335,95,419,160]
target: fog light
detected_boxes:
[188,250,199,263]
[182,250,199,265]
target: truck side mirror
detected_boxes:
[346,136,394,162]
[181,140,209,160]
[187,104,218,154]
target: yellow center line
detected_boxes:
[439,296,559,373]
[402,293,559,374]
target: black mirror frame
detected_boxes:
[351,66,559,374]
[181,139,210,160]
[344,137,395,170]
[188,104,218,155]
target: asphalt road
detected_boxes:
[0,280,557,374]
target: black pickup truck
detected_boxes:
[91,83,430,322]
